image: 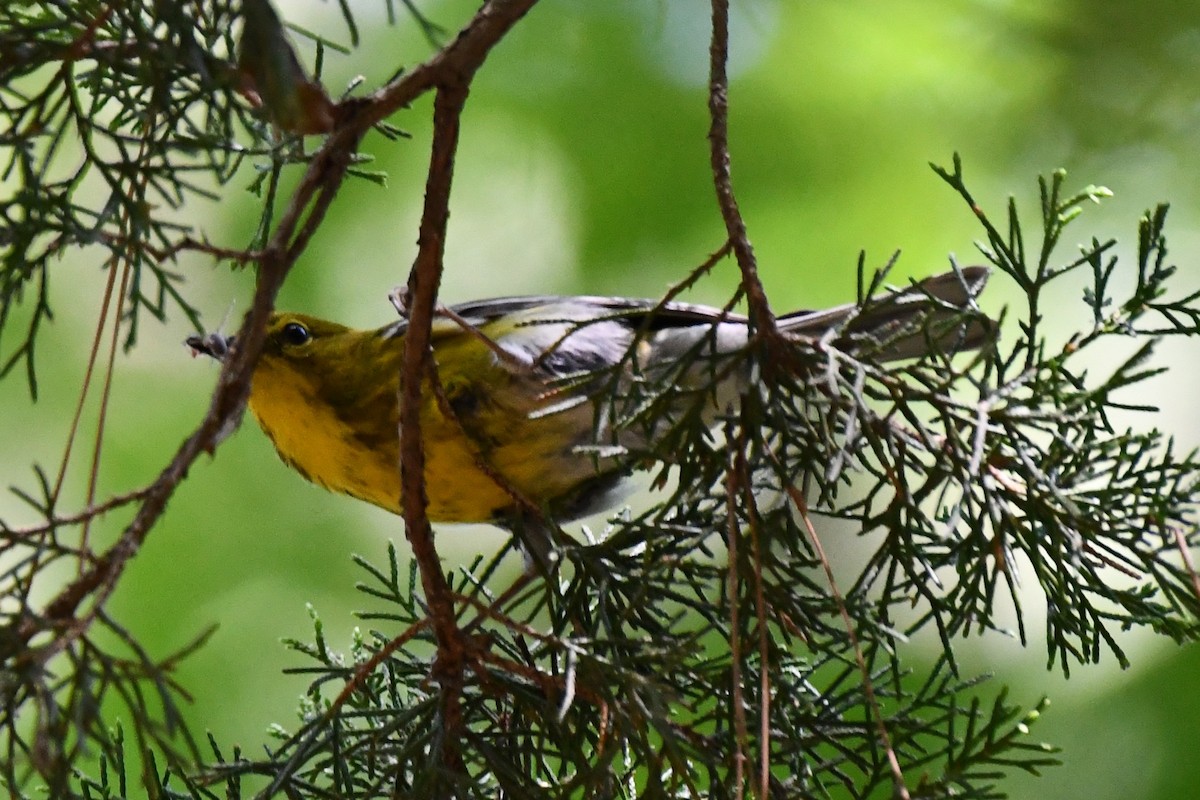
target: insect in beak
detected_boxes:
[186,332,235,361]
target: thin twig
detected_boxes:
[49,253,117,514]
[329,620,432,712]
[782,481,911,800]
[724,423,749,800]
[19,246,122,609]
[708,0,774,337]
[1173,524,1200,605]
[650,238,734,319]
[79,259,130,560]
[737,450,772,800]
[6,487,152,539]
[93,232,262,267]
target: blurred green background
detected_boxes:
[3,0,1200,795]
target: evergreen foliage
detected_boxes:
[0,1,1197,798]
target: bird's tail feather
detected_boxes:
[778,266,993,362]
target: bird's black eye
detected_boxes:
[281,322,311,347]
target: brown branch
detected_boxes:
[143,235,263,266]
[708,0,774,337]
[724,424,749,800]
[397,79,471,776]
[727,424,774,800]
[393,0,540,781]
[475,650,603,709]
[738,452,772,800]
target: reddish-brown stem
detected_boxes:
[398,80,470,775]
[394,0,540,780]
[724,425,749,800]
[708,0,774,337]
[739,454,772,799]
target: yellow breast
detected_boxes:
[246,348,553,522]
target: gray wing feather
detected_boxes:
[379,266,991,364]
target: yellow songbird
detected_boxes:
[188,268,990,557]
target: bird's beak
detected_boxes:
[186,332,235,362]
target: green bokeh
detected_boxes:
[3,1,1199,794]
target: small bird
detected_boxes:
[188,268,990,559]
